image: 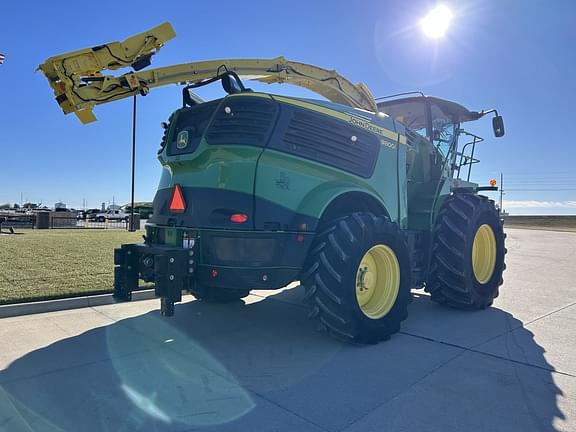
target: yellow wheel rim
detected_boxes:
[472,224,497,284]
[355,245,400,319]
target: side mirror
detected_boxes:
[493,115,505,137]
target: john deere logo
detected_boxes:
[176,130,189,149]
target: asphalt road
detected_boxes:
[1,228,575,432]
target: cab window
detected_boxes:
[379,100,429,140]
[430,103,457,158]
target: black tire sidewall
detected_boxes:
[465,200,505,296]
[334,217,411,340]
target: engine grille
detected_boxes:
[206,97,278,147]
[270,109,380,178]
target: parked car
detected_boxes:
[77,209,101,220]
[94,210,130,222]
[121,204,153,219]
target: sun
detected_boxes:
[420,5,454,38]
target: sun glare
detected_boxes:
[420,5,453,38]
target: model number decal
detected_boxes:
[348,116,397,149]
[380,139,397,150]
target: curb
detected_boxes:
[0,289,157,319]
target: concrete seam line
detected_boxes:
[0,345,161,386]
[248,390,333,432]
[399,331,576,378]
[341,347,467,431]
[0,289,157,319]
[523,300,576,327]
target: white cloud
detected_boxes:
[504,200,576,209]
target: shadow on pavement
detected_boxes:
[0,289,565,432]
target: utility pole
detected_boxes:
[499,172,504,213]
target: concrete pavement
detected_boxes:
[0,228,575,431]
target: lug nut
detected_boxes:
[169,275,174,281]
[169,257,175,263]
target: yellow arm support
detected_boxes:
[38,22,176,123]
[38,23,377,124]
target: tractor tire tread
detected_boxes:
[426,193,506,310]
[302,212,410,344]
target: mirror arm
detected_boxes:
[479,108,499,117]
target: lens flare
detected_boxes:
[420,5,453,38]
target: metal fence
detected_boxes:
[62,218,132,229]
[0,213,36,229]
[0,213,140,231]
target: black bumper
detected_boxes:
[113,230,313,315]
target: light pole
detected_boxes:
[500,172,504,214]
[129,94,137,231]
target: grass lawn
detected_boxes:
[0,229,148,305]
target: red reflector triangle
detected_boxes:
[169,184,186,213]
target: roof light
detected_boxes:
[169,184,186,213]
[230,213,248,223]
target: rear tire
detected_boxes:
[191,284,250,303]
[301,212,411,344]
[426,193,506,309]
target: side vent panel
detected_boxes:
[206,97,278,147]
[270,108,381,178]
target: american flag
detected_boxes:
[0,53,5,64]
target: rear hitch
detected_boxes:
[113,246,139,301]
[161,298,175,316]
[153,253,188,316]
[113,244,195,316]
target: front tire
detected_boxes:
[426,193,506,309]
[301,213,411,344]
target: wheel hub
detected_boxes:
[355,245,400,319]
[357,267,375,292]
[472,224,497,284]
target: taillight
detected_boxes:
[230,213,248,223]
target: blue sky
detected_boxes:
[1,0,575,214]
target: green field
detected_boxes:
[0,229,147,305]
